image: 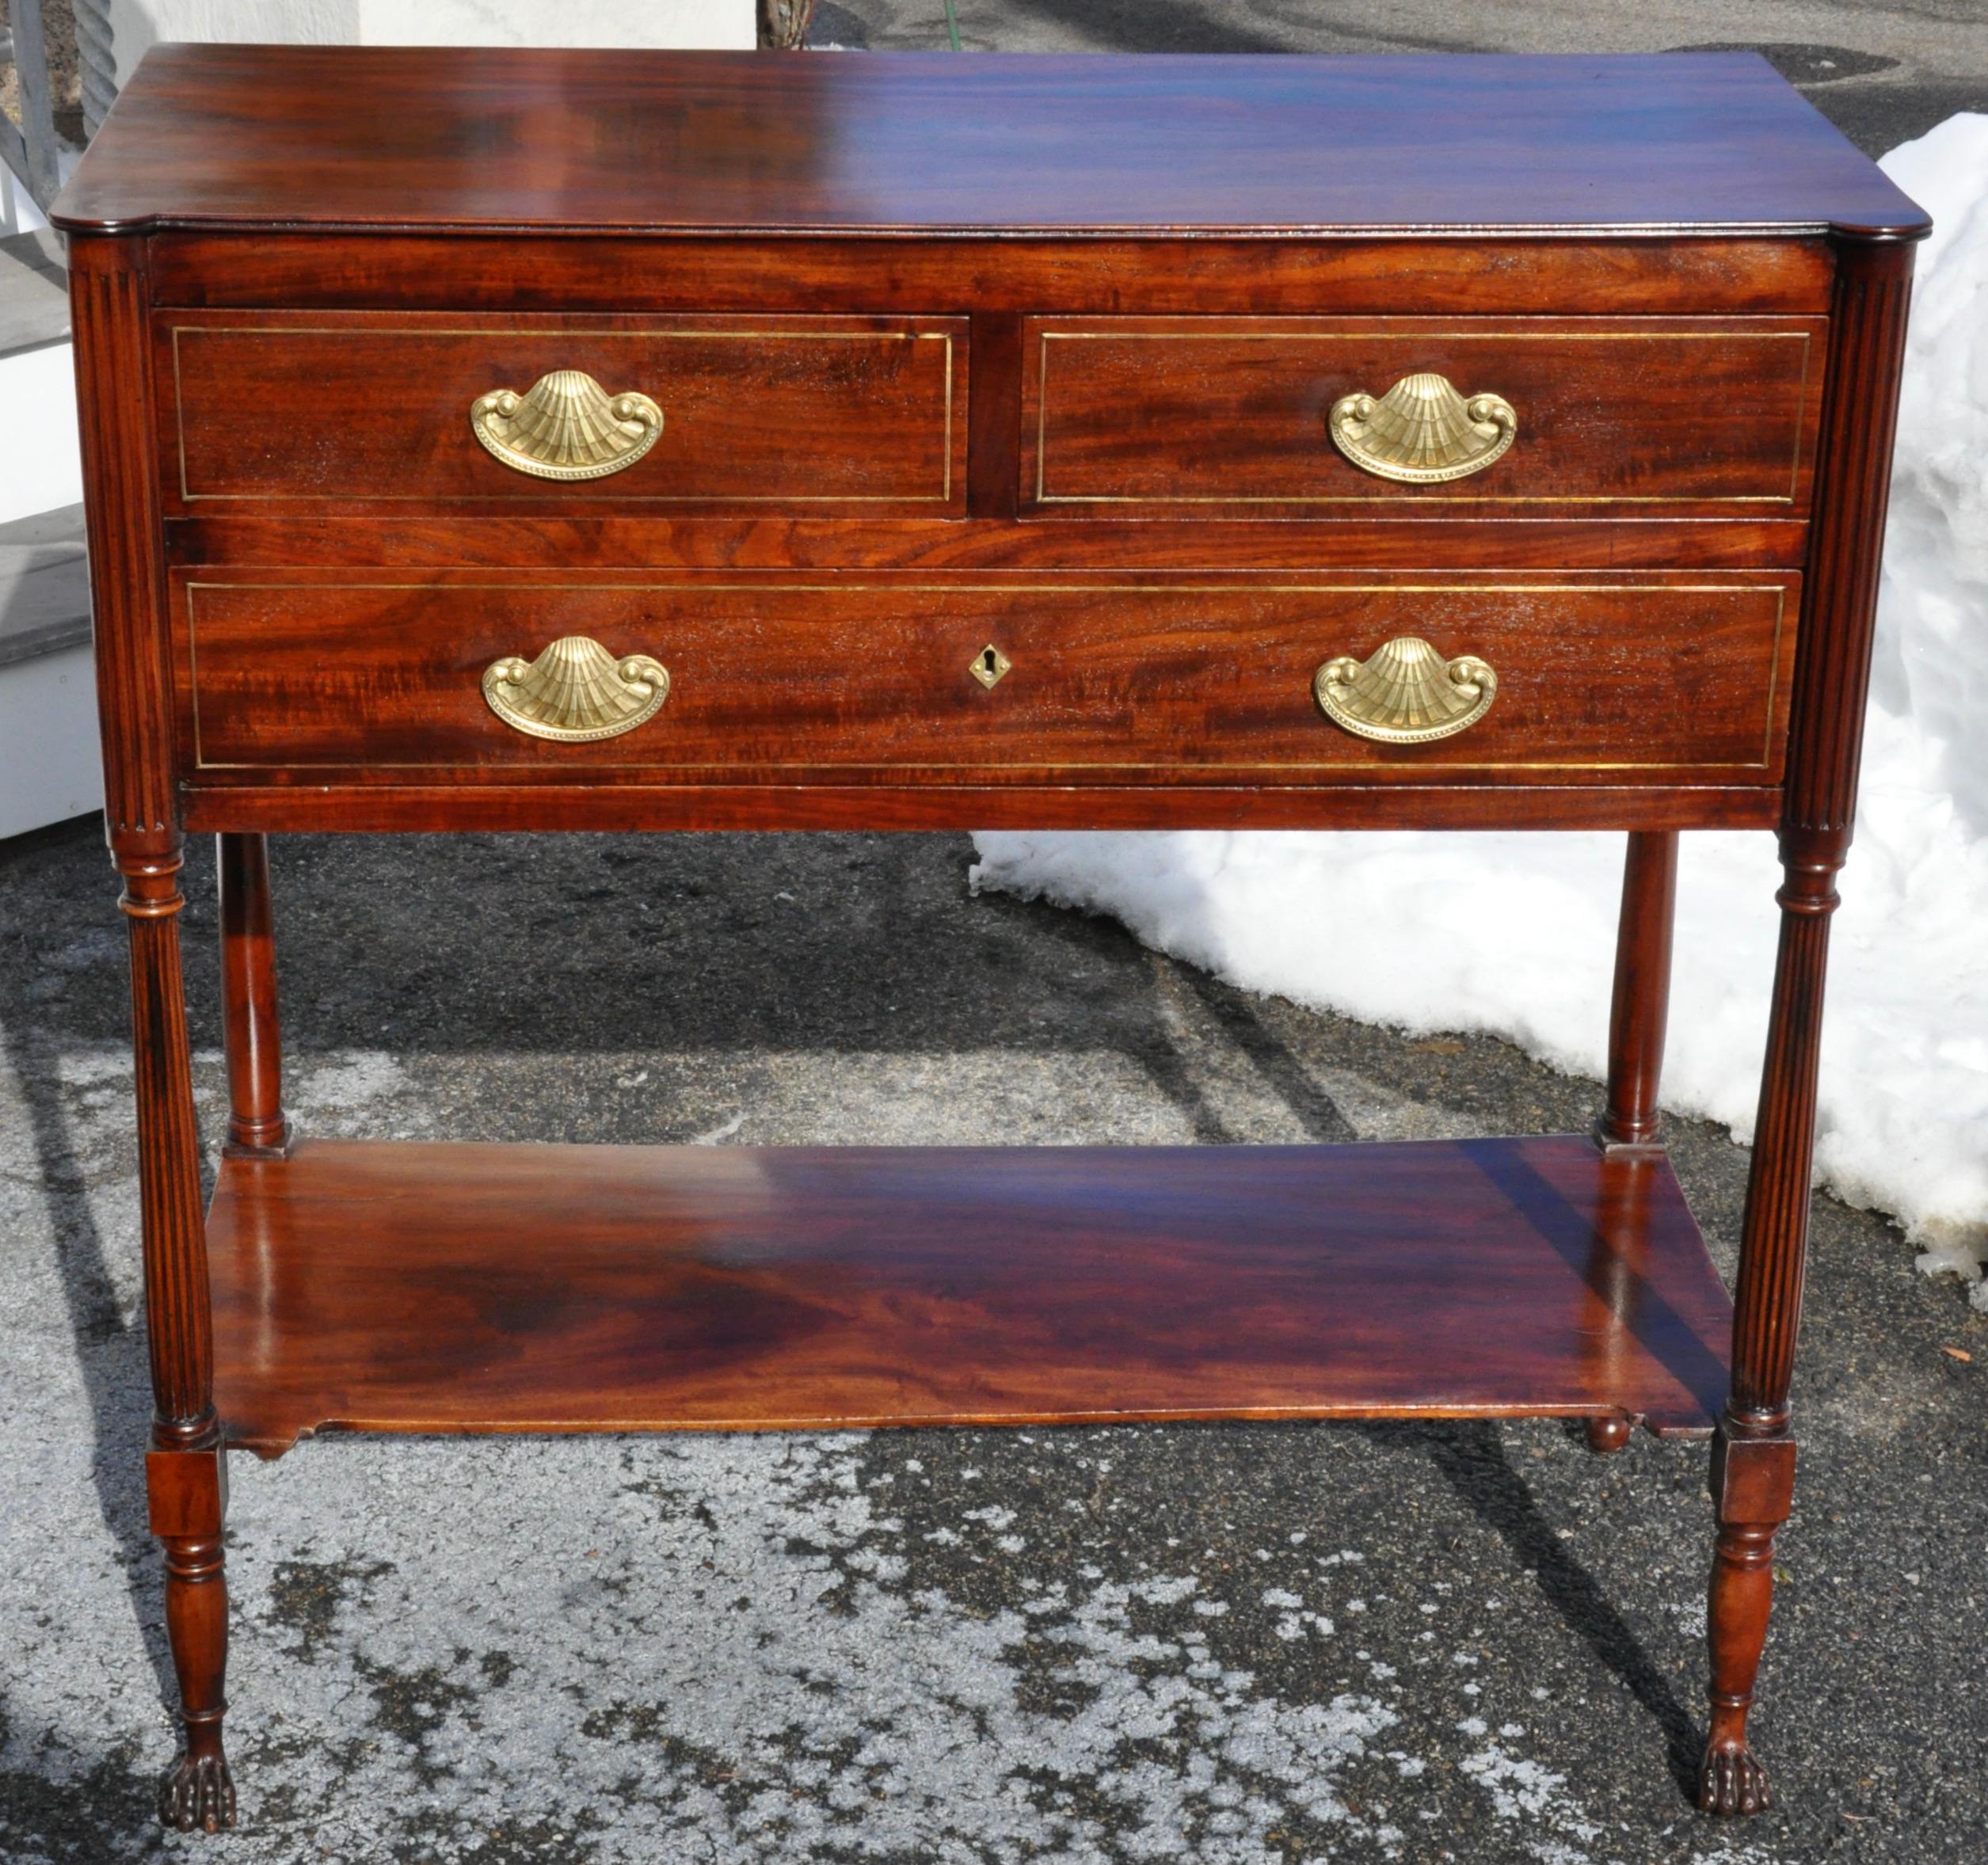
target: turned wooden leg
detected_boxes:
[1597,830,1678,1153]
[1584,842,1675,1457]
[122,847,238,1831]
[1580,835,1676,1457]
[150,1447,234,1833]
[1688,237,1914,1814]
[219,832,289,1157]
[1703,1429,1794,1816]
[78,232,242,1829]
[1700,836,1838,1814]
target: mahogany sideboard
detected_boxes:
[54,46,1927,1832]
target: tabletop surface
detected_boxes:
[52,45,1929,240]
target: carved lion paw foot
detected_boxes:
[161,1749,237,1833]
[1698,1740,1771,1817]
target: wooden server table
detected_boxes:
[55,47,1926,1832]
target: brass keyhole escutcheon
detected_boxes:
[970,644,1012,689]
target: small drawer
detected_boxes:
[179,572,1797,787]
[157,311,966,514]
[1022,317,1823,517]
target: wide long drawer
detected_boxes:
[1022,317,1824,516]
[177,572,1797,786]
[156,311,967,515]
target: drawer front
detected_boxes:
[1023,317,1823,516]
[180,573,1796,786]
[158,312,966,514]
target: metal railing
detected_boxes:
[0,0,61,213]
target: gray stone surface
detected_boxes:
[1,822,1982,1863]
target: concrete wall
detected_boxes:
[0,645,101,839]
[108,0,756,88]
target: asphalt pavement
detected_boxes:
[2,821,1982,1863]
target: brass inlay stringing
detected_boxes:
[470,371,665,481]
[1328,375,1518,484]
[482,636,671,741]
[969,645,1013,690]
[1314,638,1499,744]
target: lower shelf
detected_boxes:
[206,1136,1735,1456]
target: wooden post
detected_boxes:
[758,0,817,48]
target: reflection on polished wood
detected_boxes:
[208,1136,1733,1457]
[55,46,1927,238]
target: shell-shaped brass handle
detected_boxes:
[1327,373,1517,484]
[470,371,664,481]
[1314,637,1498,744]
[482,636,670,742]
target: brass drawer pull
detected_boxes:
[482,636,671,742]
[469,370,665,481]
[1314,636,1498,744]
[1327,373,1517,484]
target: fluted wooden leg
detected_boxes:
[1598,830,1678,1154]
[121,847,237,1831]
[1700,839,1836,1814]
[219,832,289,1157]
[1688,236,1915,1816]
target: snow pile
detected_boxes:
[972,115,1988,1304]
